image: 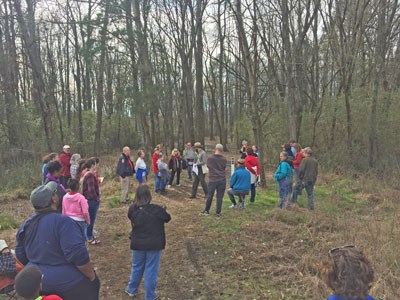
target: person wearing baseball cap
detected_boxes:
[15,183,100,300]
[190,142,208,198]
[59,145,72,187]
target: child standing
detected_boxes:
[274,151,292,209]
[157,153,168,194]
[135,151,148,184]
[62,179,90,240]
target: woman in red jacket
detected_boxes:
[290,143,304,204]
[244,147,260,203]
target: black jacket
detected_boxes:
[128,203,171,251]
[117,154,134,178]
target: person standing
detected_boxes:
[152,145,161,192]
[168,149,182,187]
[157,153,168,194]
[244,147,261,203]
[41,153,59,185]
[70,153,82,180]
[59,145,72,187]
[190,142,208,199]
[15,183,100,300]
[290,143,305,204]
[200,144,227,218]
[117,146,135,203]
[135,150,148,185]
[44,161,66,211]
[299,147,318,210]
[125,185,171,300]
[274,152,292,209]
[183,142,196,180]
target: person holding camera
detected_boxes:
[125,185,171,300]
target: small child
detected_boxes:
[69,153,81,180]
[62,179,90,240]
[157,153,168,194]
[14,264,62,300]
[321,245,381,300]
[274,151,292,209]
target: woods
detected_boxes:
[1,0,400,180]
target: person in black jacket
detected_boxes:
[117,147,135,204]
[125,185,171,299]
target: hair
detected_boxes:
[137,150,144,157]
[294,143,302,154]
[42,152,58,164]
[246,147,254,155]
[171,148,178,156]
[70,153,81,164]
[76,159,87,179]
[46,161,62,175]
[321,247,374,299]
[280,151,288,159]
[67,178,79,192]
[84,158,96,170]
[133,184,152,206]
[158,152,164,158]
[14,264,42,299]
[88,156,100,164]
[289,139,296,143]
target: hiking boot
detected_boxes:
[215,213,221,219]
[124,287,137,297]
[200,210,209,216]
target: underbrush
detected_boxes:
[0,214,19,231]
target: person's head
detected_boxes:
[133,184,152,206]
[67,178,79,192]
[252,145,258,152]
[280,151,288,162]
[171,148,178,156]
[85,158,97,171]
[155,144,161,151]
[282,143,291,152]
[294,143,302,154]
[194,142,202,152]
[138,150,145,158]
[321,245,374,299]
[237,158,245,167]
[14,264,43,300]
[123,146,131,156]
[246,147,254,155]
[242,140,248,146]
[42,152,58,164]
[214,144,223,154]
[186,142,192,149]
[158,152,164,160]
[63,145,71,154]
[70,153,81,164]
[303,147,313,157]
[46,161,62,178]
[289,140,296,146]
[30,181,60,212]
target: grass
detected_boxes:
[0,214,19,231]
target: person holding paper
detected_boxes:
[189,142,208,199]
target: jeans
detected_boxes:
[227,188,249,206]
[205,180,226,214]
[127,250,162,300]
[75,220,88,240]
[168,169,181,185]
[304,181,315,210]
[159,178,167,192]
[50,275,100,300]
[250,183,256,203]
[87,200,100,240]
[191,169,208,197]
[153,174,160,192]
[187,159,194,180]
[278,178,291,209]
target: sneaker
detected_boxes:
[124,287,137,297]
[200,210,209,216]
[215,213,221,219]
[176,184,181,187]
[167,185,171,188]
[229,204,237,208]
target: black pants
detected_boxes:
[205,180,226,215]
[60,176,71,188]
[54,275,100,300]
[169,169,181,185]
[191,169,208,197]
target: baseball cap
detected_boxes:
[0,240,8,252]
[30,181,58,209]
[194,142,202,148]
[237,158,245,165]
[63,145,71,149]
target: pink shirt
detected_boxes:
[62,192,90,224]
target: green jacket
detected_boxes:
[299,156,318,183]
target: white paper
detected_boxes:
[192,164,199,175]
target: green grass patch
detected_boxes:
[107,195,121,208]
[0,214,19,231]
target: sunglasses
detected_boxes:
[328,244,355,256]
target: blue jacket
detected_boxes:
[230,166,251,192]
[117,154,134,178]
[274,161,292,181]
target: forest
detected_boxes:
[1,0,400,186]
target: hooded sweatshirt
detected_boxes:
[62,192,90,224]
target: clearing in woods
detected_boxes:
[1,145,399,299]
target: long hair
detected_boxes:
[133,184,152,206]
[321,247,374,299]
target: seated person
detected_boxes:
[321,245,382,300]
[0,239,23,294]
[14,264,62,300]
[227,159,251,208]
[15,182,100,300]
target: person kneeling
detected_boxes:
[227,159,251,209]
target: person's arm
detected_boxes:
[76,261,96,281]
[299,160,306,180]
[116,157,124,177]
[15,227,28,265]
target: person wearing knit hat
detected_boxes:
[14,265,62,300]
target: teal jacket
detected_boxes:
[229,166,251,192]
[274,161,292,181]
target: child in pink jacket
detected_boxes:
[62,178,90,240]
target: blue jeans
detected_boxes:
[278,178,291,209]
[127,250,162,300]
[187,160,194,180]
[153,174,160,192]
[76,220,88,240]
[87,200,100,240]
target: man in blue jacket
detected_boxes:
[117,146,135,203]
[15,182,100,300]
[227,159,251,209]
